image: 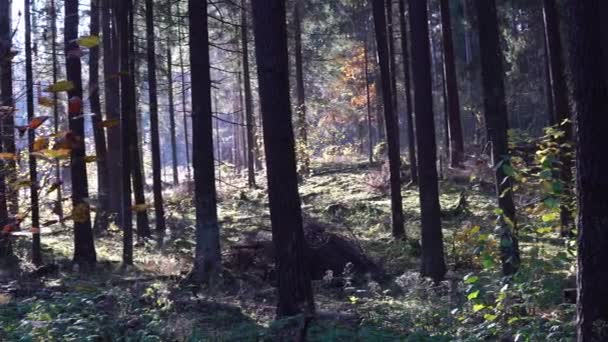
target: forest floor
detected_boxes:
[0,160,576,341]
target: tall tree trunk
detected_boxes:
[0,0,11,259]
[569,2,608,340]
[364,35,374,164]
[386,0,400,147]
[294,0,310,176]
[25,0,41,266]
[398,0,418,184]
[241,0,257,187]
[188,0,222,286]
[372,0,405,239]
[542,0,574,237]
[179,12,192,181]
[439,0,465,168]
[167,51,179,185]
[117,0,134,265]
[145,0,166,243]
[90,0,110,233]
[475,0,520,277]
[102,0,122,218]
[408,0,446,282]
[251,0,315,317]
[50,0,63,222]
[66,0,96,270]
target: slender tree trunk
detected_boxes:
[569,3,608,340]
[398,0,418,184]
[241,0,257,187]
[408,0,446,282]
[439,0,465,167]
[50,0,63,222]
[542,0,574,237]
[372,0,405,239]
[294,0,310,176]
[475,0,520,277]
[145,0,166,243]
[179,12,192,181]
[66,0,96,270]
[102,0,122,218]
[24,0,41,266]
[386,0,400,147]
[251,0,315,317]
[0,0,10,237]
[90,0,110,233]
[167,49,179,185]
[364,35,374,164]
[188,0,222,286]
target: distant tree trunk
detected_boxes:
[117,0,134,265]
[145,0,166,243]
[569,3,608,340]
[363,35,374,163]
[188,0,222,286]
[372,0,405,239]
[66,0,96,270]
[398,0,418,184]
[167,50,179,185]
[25,0,41,266]
[251,0,315,317]
[241,0,257,187]
[408,0,446,282]
[90,0,110,233]
[294,0,310,176]
[542,0,574,237]
[102,0,122,218]
[439,0,465,168]
[179,13,192,181]
[50,0,63,222]
[475,0,520,277]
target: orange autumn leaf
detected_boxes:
[68,96,82,115]
[29,116,50,130]
[32,137,49,152]
[0,152,16,160]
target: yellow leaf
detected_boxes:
[32,137,49,152]
[0,152,16,160]
[99,118,119,128]
[38,96,55,108]
[45,80,74,93]
[77,35,101,48]
[131,203,150,213]
[84,155,97,163]
[34,148,71,160]
[72,203,90,224]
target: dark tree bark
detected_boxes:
[66,0,96,270]
[102,0,122,218]
[407,0,446,282]
[167,32,179,185]
[25,0,41,266]
[372,0,405,239]
[364,33,374,164]
[568,2,608,340]
[398,0,418,184]
[241,0,257,187]
[50,0,63,222]
[475,0,520,277]
[294,0,310,176]
[439,0,465,168]
[0,0,10,231]
[90,0,110,233]
[188,0,222,285]
[251,0,315,317]
[116,0,134,265]
[386,0,399,144]
[145,0,167,243]
[542,0,574,236]
[0,0,17,216]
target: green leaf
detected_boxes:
[482,254,495,269]
[473,304,486,312]
[77,35,101,48]
[464,274,479,284]
[467,290,480,300]
[541,212,559,222]
[501,163,516,177]
[484,314,498,321]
